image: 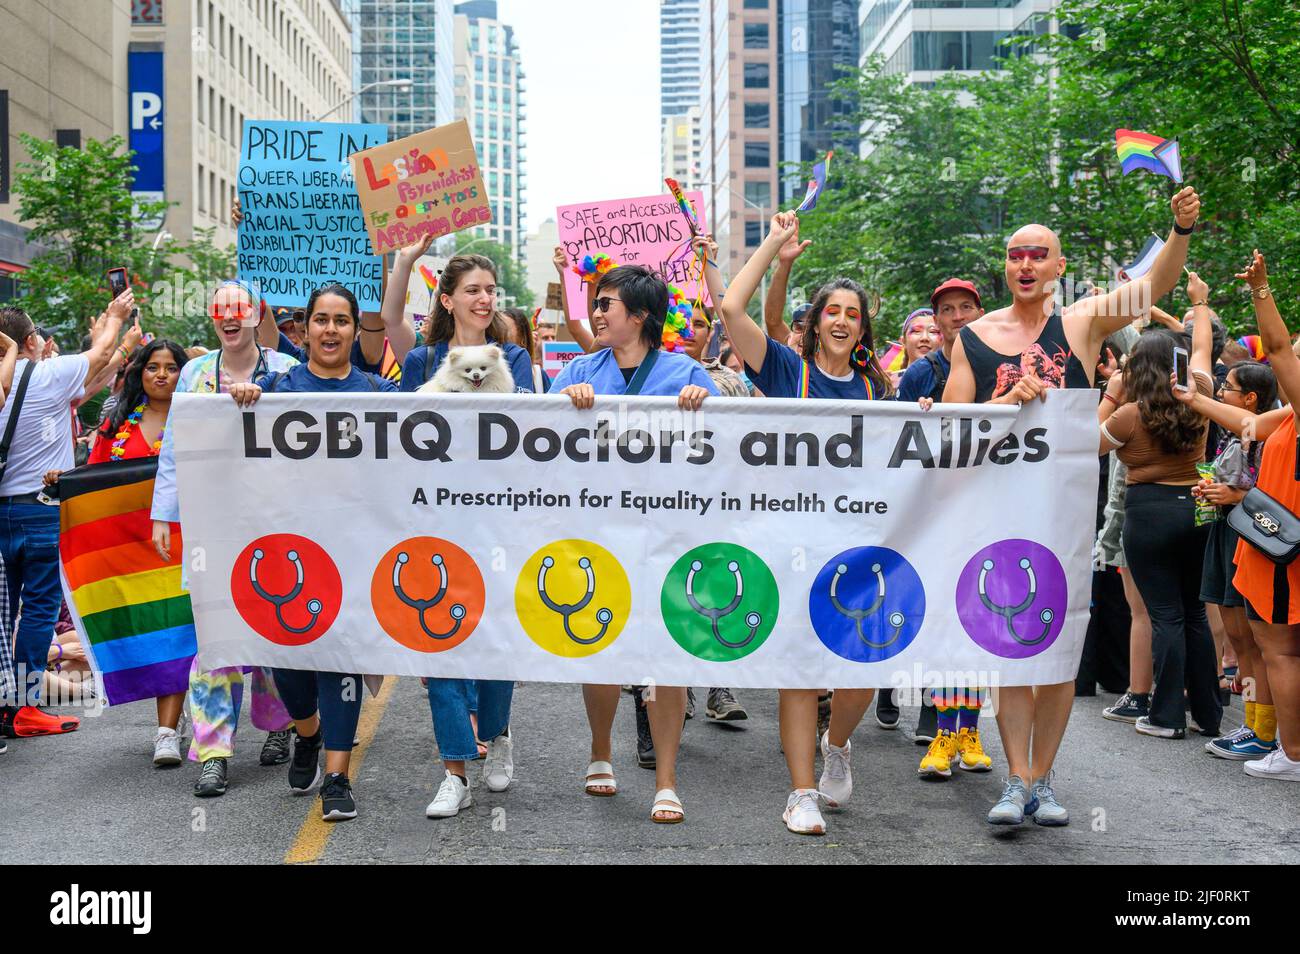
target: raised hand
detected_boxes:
[767,211,799,246]
[396,233,435,267]
[231,195,243,227]
[1171,186,1201,230]
[691,233,719,261]
[777,217,811,265]
[552,245,569,275]
[1186,270,1210,304]
[106,289,135,323]
[1234,249,1268,290]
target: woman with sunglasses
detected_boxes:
[150,281,299,798]
[718,211,894,836]
[228,283,396,822]
[552,263,717,825]
[381,240,533,820]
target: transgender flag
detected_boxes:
[57,457,196,705]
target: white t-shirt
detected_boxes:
[0,355,89,496]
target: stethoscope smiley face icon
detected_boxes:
[516,540,630,659]
[956,539,1066,659]
[809,547,925,664]
[660,544,779,663]
[537,556,612,645]
[371,538,484,654]
[232,534,342,647]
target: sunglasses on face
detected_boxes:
[592,297,622,314]
[1007,246,1050,262]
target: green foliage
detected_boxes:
[453,232,534,310]
[793,1,1300,340]
[12,134,234,349]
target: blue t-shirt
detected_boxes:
[552,348,719,397]
[747,336,878,400]
[256,364,398,394]
[277,331,382,375]
[895,351,950,402]
[399,340,534,393]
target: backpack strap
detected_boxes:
[0,361,36,485]
[263,371,287,393]
[923,352,948,400]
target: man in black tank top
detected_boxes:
[939,187,1203,829]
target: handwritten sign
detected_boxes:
[349,120,490,255]
[237,121,386,311]
[545,282,564,311]
[542,341,586,380]
[403,254,449,317]
[556,191,707,322]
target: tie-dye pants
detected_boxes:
[186,659,293,762]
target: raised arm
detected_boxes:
[81,317,143,403]
[693,233,726,313]
[361,255,412,364]
[553,246,594,353]
[1185,271,1213,381]
[1071,187,1201,343]
[764,219,810,340]
[719,212,799,374]
[82,291,131,386]
[1148,305,1185,332]
[0,330,16,401]
[1237,250,1300,426]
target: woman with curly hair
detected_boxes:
[1098,271,1222,741]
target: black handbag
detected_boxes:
[1228,486,1300,564]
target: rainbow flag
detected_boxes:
[379,338,403,383]
[57,458,195,706]
[664,177,700,235]
[1115,129,1183,183]
[796,151,833,212]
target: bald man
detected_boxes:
[943,186,1203,828]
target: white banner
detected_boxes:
[171,390,1098,689]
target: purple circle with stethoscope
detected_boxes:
[955,539,1067,659]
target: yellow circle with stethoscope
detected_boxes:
[515,539,631,658]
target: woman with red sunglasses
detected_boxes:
[148,281,300,799]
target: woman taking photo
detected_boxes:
[553,263,717,825]
[718,210,893,836]
[151,281,299,798]
[383,241,532,819]
[87,339,189,765]
[1098,271,1221,740]
[229,283,397,821]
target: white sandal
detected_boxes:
[650,788,684,824]
[584,760,617,796]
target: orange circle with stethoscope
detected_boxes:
[370,537,485,653]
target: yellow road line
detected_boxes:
[284,677,396,865]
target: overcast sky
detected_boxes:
[495,0,661,233]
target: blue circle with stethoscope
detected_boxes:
[809,547,925,663]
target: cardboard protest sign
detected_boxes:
[542,341,586,380]
[349,119,490,255]
[403,254,449,317]
[545,282,564,311]
[237,121,386,311]
[556,191,707,323]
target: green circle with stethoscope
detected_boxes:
[660,543,779,662]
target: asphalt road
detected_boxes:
[2,681,1296,864]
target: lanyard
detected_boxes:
[213,347,269,393]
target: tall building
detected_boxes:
[780,0,859,203]
[454,0,525,263]
[660,0,703,189]
[358,0,454,141]
[699,0,779,274]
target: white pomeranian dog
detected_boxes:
[418,344,516,394]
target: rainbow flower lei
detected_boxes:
[110,402,162,461]
[662,284,695,353]
[572,254,617,283]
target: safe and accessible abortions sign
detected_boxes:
[556,191,708,316]
[349,119,491,255]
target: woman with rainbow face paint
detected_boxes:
[884,307,941,387]
[150,281,300,800]
[718,209,894,837]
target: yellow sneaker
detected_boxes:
[956,727,993,772]
[918,731,957,778]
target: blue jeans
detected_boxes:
[0,502,61,706]
[426,678,512,762]
[271,669,363,751]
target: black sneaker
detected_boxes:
[289,731,323,793]
[320,772,357,821]
[635,692,656,769]
[194,757,228,797]
[706,687,748,722]
[260,729,292,766]
[875,688,900,729]
[0,706,15,739]
[914,699,937,744]
[1103,691,1149,724]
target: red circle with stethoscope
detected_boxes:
[230,534,342,646]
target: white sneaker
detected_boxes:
[818,731,852,807]
[1243,746,1300,781]
[483,733,514,792]
[153,727,182,767]
[783,788,828,835]
[426,770,473,817]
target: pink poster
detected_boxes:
[556,191,708,319]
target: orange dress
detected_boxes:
[1233,413,1300,623]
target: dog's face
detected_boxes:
[448,345,503,389]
